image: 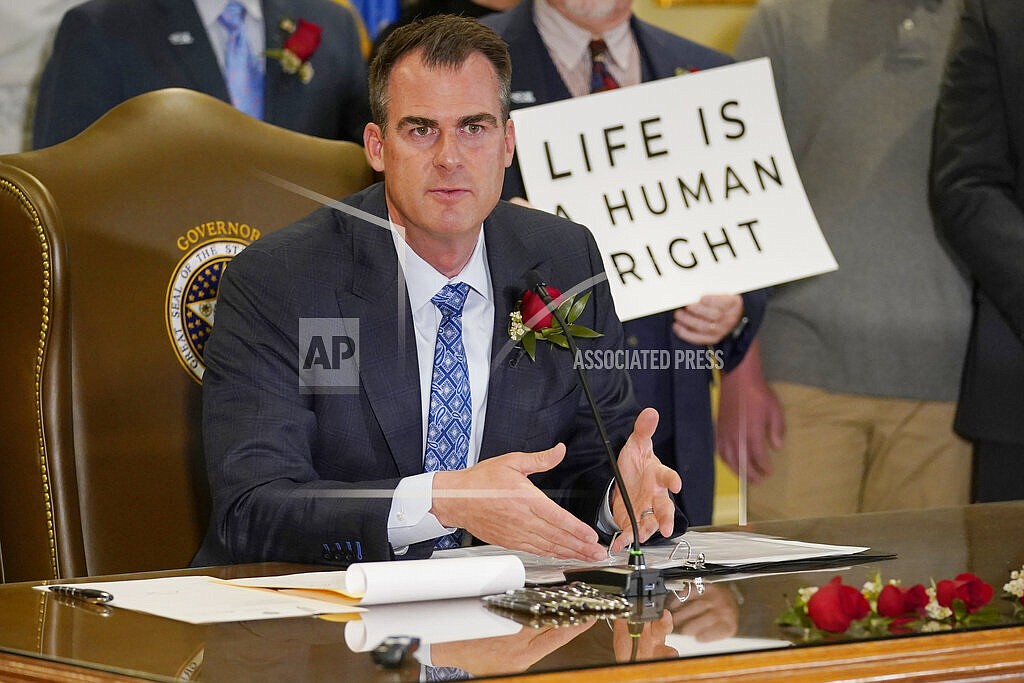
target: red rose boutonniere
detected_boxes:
[508,286,602,361]
[266,17,322,83]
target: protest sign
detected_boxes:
[511,58,836,321]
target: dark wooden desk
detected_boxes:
[1,503,1023,682]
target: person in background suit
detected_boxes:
[32,0,371,148]
[371,0,519,56]
[931,0,1024,502]
[721,0,973,519]
[193,14,683,567]
[482,0,767,526]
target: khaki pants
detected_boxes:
[747,382,972,521]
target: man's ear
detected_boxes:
[364,122,386,173]
[503,118,516,168]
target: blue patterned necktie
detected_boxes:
[218,1,264,119]
[589,39,620,93]
[424,283,472,550]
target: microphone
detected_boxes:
[524,270,665,597]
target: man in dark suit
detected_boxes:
[482,0,767,525]
[932,0,1024,502]
[193,14,683,566]
[32,0,370,148]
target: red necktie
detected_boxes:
[589,39,620,93]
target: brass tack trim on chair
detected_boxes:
[1,178,59,581]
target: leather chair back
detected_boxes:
[0,88,374,582]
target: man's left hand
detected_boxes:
[610,408,681,551]
[672,294,743,346]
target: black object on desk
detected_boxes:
[372,636,420,668]
[48,585,114,604]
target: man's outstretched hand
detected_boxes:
[610,408,682,551]
[432,444,606,561]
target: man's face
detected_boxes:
[364,51,515,268]
[550,0,632,31]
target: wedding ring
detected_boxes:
[640,508,655,519]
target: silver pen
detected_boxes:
[48,585,114,604]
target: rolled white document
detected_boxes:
[347,555,525,605]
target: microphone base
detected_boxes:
[563,566,666,597]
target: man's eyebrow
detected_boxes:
[395,115,439,130]
[459,113,499,127]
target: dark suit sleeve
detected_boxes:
[717,287,769,371]
[198,241,398,566]
[931,0,1024,340]
[33,6,122,149]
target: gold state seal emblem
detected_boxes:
[165,238,249,382]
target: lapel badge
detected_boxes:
[168,31,194,46]
[511,91,536,104]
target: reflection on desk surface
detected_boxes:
[0,503,1022,682]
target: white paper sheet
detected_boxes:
[229,555,526,605]
[35,576,363,624]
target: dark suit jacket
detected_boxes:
[32,0,370,148]
[194,183,669,566]
[483,2,767,524]
[931,0,1024,445]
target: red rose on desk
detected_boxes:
[877,583,928,618]
[937,573,994,614]
[520,286,562,330]
[806,577,870,633]
[780,570,1008,640]
[284,19,321,62]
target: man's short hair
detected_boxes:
[368,14,512,131]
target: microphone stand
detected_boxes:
[526,271,665,598]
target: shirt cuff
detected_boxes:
[388,472,455,552]
[415,642,433,667]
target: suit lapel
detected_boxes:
[632,18,678,81]
[260,0,289,124]
[335,191,424,477]
[479,208,552,459]
[155,0,231,101]
[505,3,572,107]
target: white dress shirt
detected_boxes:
[387,224,494,551]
